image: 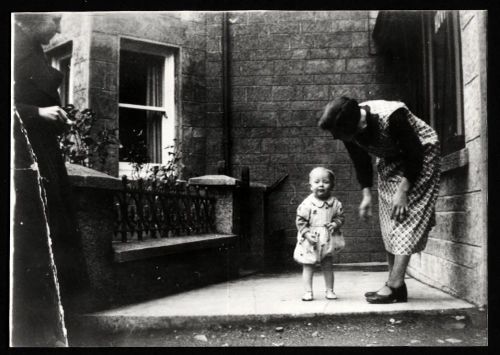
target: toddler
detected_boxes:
[294,167,345,301]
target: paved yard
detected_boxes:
[68,270,487,346]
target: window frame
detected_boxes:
[117,37,179,178]
[47,41,73,107]
[423,10,465,156]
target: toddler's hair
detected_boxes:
[309,167,335,186]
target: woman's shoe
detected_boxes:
[364,283,387,298]
[366,283,407,304]
[325,290,338,300]
[302,291,313,301]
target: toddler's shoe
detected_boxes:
[301,291,313,301]
[325,290,337,300]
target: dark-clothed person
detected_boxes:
[12,13,88,347]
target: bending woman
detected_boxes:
[318,97,441,304]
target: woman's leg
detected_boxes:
[387,252,395,274]
[321,257,334,291]
[364,251,395,297]
[302,264,314,292]
[374,254,410,295]
[387,254,410,288]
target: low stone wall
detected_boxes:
[67,164,241,311]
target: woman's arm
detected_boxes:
[388,108,424,187]
[359,187,373,220]
[344,142,373,220]
[344,141,373,189]
[387,108,424,221]
[15,103,71,131]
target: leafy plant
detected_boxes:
[123,129,149,180]
[59,105,120,168]
[127,141,184,184]
[148,143,184,183]
[59,105,183,181]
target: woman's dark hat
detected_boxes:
[318,97,360,137]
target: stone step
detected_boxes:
[71,270,474,333]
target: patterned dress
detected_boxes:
[355,100,441,255]
[296,194,345,263]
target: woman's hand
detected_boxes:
[38,106,74,128]
[391,177,410,222]
[359,187,372,221]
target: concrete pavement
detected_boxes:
[79,266,475,331]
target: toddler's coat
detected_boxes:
[296,194,345,263]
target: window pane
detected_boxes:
[59,57,71,106]
[119,50,164,107]
[119,107,148,163]
[432,11,464,155]
[119,107,162,164]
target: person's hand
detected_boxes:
[359,187,372,221]
[325,222,338,233]
[391,177,410,222]
[391,190,408,222]
[38,106,74,128]
[303,232,317,244]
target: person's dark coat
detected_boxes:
[12,24,88,346]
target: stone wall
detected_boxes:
[41,12,487,298]
[48,13,92,125]
[204,13,226,174]
[54,12,209,178]
[67,164,240,311]
[407,10,488,305]
[52,11,404,265]
[219,11,405,264]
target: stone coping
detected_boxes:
[67,165,268,192]
[250,182,267,191]
[113,234,238,263]
[188,175,241,187]
[67,163,123,190]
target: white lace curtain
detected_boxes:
[146,61,163,163]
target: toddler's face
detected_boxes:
[309,170,333,200]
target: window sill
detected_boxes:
[118,162,161,179]
[112,233,238,263]
[441,147,469,173]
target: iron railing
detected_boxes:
[113,176,216,242]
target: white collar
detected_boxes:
[308,194,336,207]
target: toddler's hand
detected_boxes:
[304,233,317,244]
[325,222,338,233]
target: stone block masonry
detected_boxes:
[57,12,209,178]
[406,10,487,305]
[54,11,401,267]
[44,10,486,306]
[222,11,403,264]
